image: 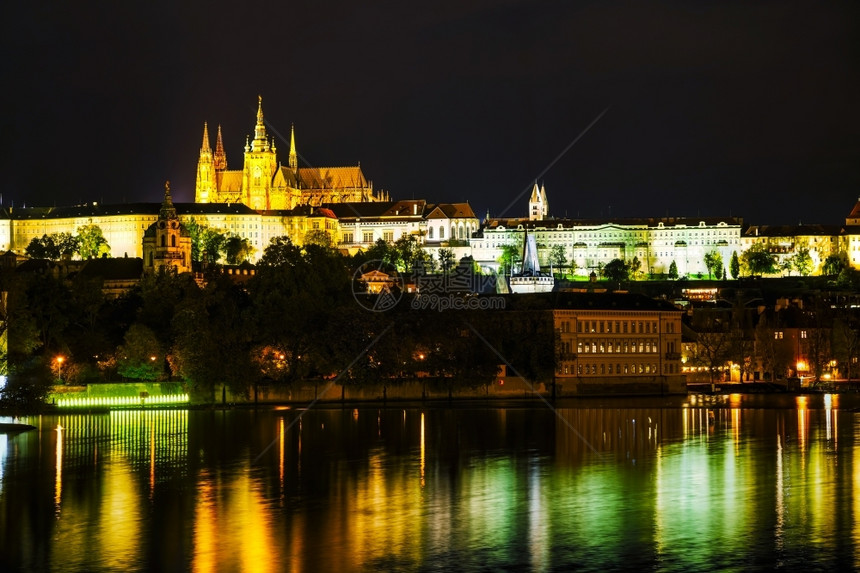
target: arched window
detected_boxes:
[171,235,176,247]
[428,227,434,240]
[440,227,445,239]
[161,235,166,247]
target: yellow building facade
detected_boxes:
[553,293,685,394]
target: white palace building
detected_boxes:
[0,176,855,279]
[470,184,745,278]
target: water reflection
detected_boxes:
[3,398,860,570]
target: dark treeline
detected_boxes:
[0,238,554,407]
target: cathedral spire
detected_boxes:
[201,123,211,153]
[289,123,298,172]
[214,125,227,170]
[253,95,268,149]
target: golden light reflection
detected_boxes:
[279,417,285,494]
[55,424,63,512]
[193,470,217,573]
[732,408,741,455]
[149,421,156,497]
[420,412,425,488]
[796,396,808,451]
[192,469,279,573]
[98,464,142,570]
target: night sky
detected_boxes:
[2,1,858,224]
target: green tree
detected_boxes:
[25,235,60,260]
[186,219,205,262]
[171,277,254,400]
[201,228,228,264]
[602,258,629,285]
[393,235,426,274]
[823,252,848,276]
[549,245,567,277]
[304,229,333,248]
[258,236,303,268]
[668,260,678,280]
[730,251,740,279]
[437,247,455,273]
[704,250,723,280]
[790,246,813,277]
[629,256,641,280]
[117,323,163,380]
[224,235,254,265]
[741,243,777,276]
[77,224,110,259]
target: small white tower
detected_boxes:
[528,182,548,221]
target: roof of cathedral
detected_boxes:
[298,166,369,190]
[216,170,243,192]
[274,166,299,187]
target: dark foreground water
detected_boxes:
[2,394,860,571]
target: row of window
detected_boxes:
[559,320,673,334]
[565,339,662,354]
[427,226,473,240]
[559,362,661,376]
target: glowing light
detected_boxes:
[420,412,425,488]
[796,360,807,371]
[55,424,64,511]
[56,394,190,408]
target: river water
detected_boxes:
[2,394,860,571]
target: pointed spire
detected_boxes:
[201,123,211,153]
[160,181,177,219]
[214,125,227,170]
[289,123,298,171]
[253,95,268,149]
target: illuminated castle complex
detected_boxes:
[195,96,387,210]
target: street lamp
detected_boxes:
[55,356,65,383]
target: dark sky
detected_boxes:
[2,1,858,224]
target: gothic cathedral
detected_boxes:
[195,96,387,210]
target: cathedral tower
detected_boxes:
[242,96,279,210]
[195,123,217,203]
